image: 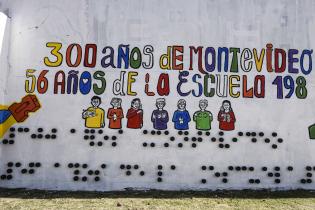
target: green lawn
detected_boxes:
[0,188,315,209]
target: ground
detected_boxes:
[0,188,315,209]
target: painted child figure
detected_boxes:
[193,99,213,130]
[217,100,236,131]
[107,98,124,129]
[151,98,169,130]
[82,96,105,128]
[126,98,143,129]
[172,99,191,130]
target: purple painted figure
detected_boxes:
[151,98,169,130]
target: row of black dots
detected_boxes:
[10,127,30,133]
[142,130,170,136]
[30,128,57,140]
[120,164,145,176]
[248,179,261,184]
[238,131,283,149]
[209,137,231,149]
[262,166,281,184]
[228,166,255,171]
[196,131,211,136]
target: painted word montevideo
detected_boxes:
[25,43,313,99]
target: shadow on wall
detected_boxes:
[0,188,315,199]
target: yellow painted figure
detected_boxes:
[82,96,105,128]
[0,95,41,138]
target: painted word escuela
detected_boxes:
[25,43,312,99]
[82,96,236,132]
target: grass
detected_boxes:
[0,188,315,209]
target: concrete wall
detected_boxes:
[0,0,315,191]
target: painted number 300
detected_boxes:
[272,76,307,99]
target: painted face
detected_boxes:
[178,103,186,110]
[223,102,230,112]
[132,100,140,109]
[199,102,207,110]
[157,102,165,109]
[91,99,100,107]
[112,100,119,107]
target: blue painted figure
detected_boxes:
[151,98,169,130]
[172,99,191,130]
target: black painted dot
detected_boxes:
[90,135,95,140]
[248,167,254,171]
[259,132,264,137]
[178,143,183,148]
[228,166,234,171]
[158,165,163,170]
[51,135,57,139]
[89,141,95,146]
[112,142,117,147]
[272,144,278,149]
[306,166,312,171]
[178,131,183,135]
[35,162,41,167]
[45,134,51,139]
[126,165,132,170]
[201,179,207,184]
[235,166,241,171]
[215,172,220,177]
[82,176,88,182]
[120,164,125,169]
[94,176,100,182]
[84,129,90,134]
[70,129,76,133]
[307,179,312,183]
[242,166,247,171]
[268,172,273,177]
[274,166,280,171]
[98,130,103,134]
[24,128,29,132]
[224,144,230,148]
[104,135,109,140]
[9,133,15,138]
[197,137,203,142]
[74,170,80,175]
[157,131,161,135]
[118,129,123,134]
[157,177,162,182]
[249,179,254,184]
[232,137,238,142]
[170,136,175,141]
[218,144,224,148]
[94,170,100,175]
[68,163,74,168]
[192,143,197,148]
[6,175,12,180]
[238,132,243,136]
[277,138,283,143]
[101,164,106,169]
[222,178,228,183]
[37,134,43,139]
[51,128,57,133]
[251,132,256,137]
[54,163,60,168]
[15,162,21,167]
[38,128,43,133]
[184,131,189,135]
[275,173,280,177]
[171,165,176,170]
[3,139,8,144]
[6,169,12,174]
[29,162,35,167]
[184,137,189,141]
[219,138,224,142]
[73,176,79,181]
[97,141,103,146]
[287,166,293,171]
[201,166,207,170]
[191,137,197,142]
[82,164,88,168]
[9,140,14,144]
[164,130,169,135]
[206,132,210,136]
[10,127,16,132]
[74,163,80,168]
[143,130,148,134]
[211,137,216,142]
[246,132,251,136]
[150,143,155,147]
[90,129,95,134]
[272,132,277,137]
[209,166,214,170]
[264,138,270,143]
[0,175,6,180]
[255,179,260,184]
[157,171,163,176]
[143,142,148,147]
[112,136,117,140]
[198,131,203,136]
[301,179,306,184]
[84,135,89,140]
[151,130,156,135]
[140,171,145,176]
[251,138,257,143]
[31,134,36,139]
[88,170,94,175]
[222,172,228,177]
[29,169,35,174]
[219,131,224,136]
[126,171,131,176]
[307,173,312,177]
[134,165,139,170]
[275,179,281,184]
[21,169,27,174]
[164,143,169,147]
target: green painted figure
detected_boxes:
[193,99,213,130]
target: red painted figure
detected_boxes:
[217,100,236,131]
[126,98,143,129]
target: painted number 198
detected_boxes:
[272,76,307,99]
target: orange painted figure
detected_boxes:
[107,98,124,129]
[0,94,41,138]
